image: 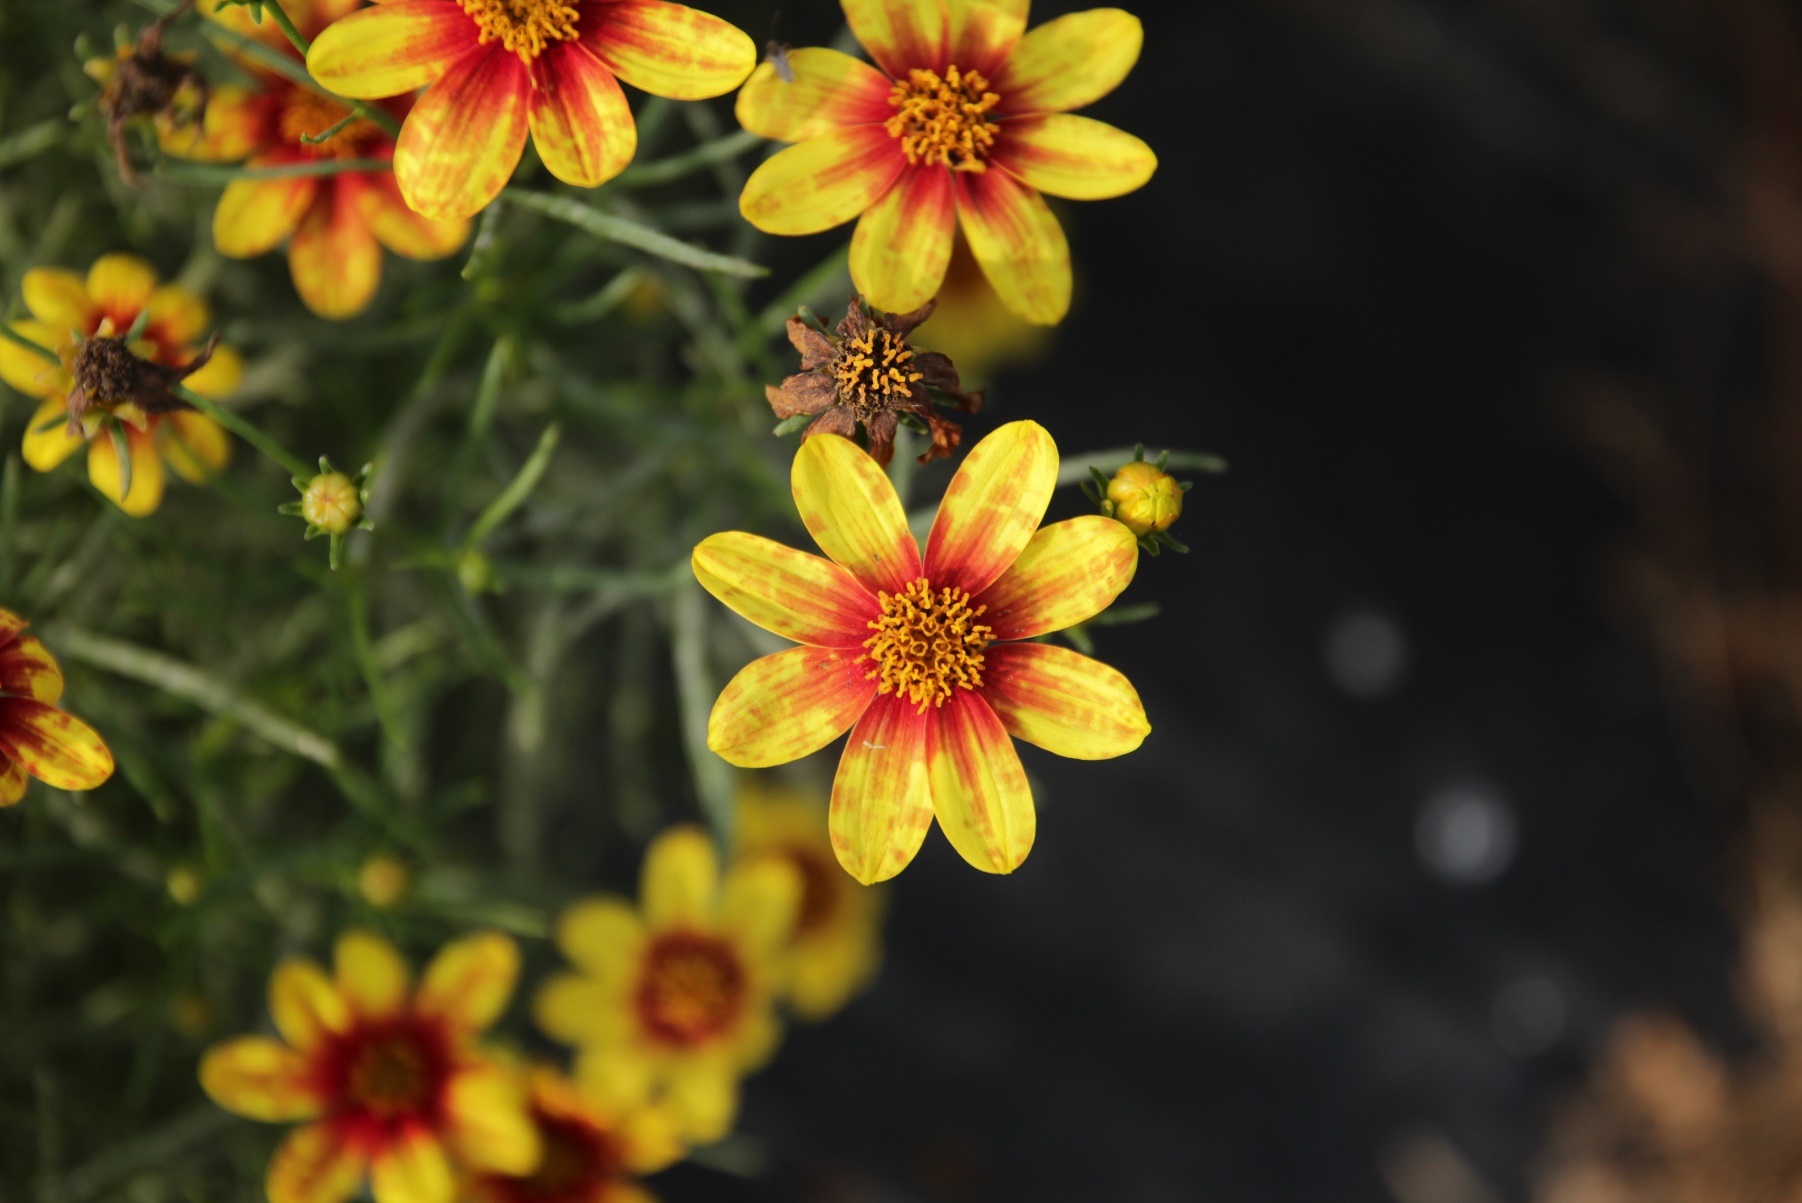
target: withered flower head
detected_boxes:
[766,297,983,466]
[65,330,216,434]
[89,1,207,187]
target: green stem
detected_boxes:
[171,385,313,480]
[299,110,360,146]
[0,322,59,365]
[500,188,768,279]
[257,0,312,56]
[612,129,763,188]
[155,157,391,184]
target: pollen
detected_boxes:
[885,65,1001,171]
[863,578,993,711]
[278,89,374,159]
[833,327,923,416]
[635,933,746,1046]
[460,0,580,60]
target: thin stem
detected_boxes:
[155,157,391,184]
[0,322,59,366]
[612,129,763,188]
[257,0,312,56]
[299,110,359,146]
[171,384,314,480]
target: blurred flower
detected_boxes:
[198,930,540,1203]
[358,853,410,909]
[0,609,115,806]
[1106,461,1182,536]
[305,0,756,220]
[907,236,1050,381]
[167,864,204,905]
[736,0,1156,324]
[735,781,885,1022]
[464,1065,684,1203]
[693,421,1151,883]
[534,826,800,1142]
[2,253,239,516]
[767,297,980,466]
[85,5,209,185]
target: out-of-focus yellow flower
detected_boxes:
[534,826,801,1143]
[0,609,114,806]
[908,237,1051,382]
[167,864,204,906]
[735,781,886,1022]
[198,930,540,1203]
[1107,461,1183,537]
[1,253,239,516]
[358,854,409,909]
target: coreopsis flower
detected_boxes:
[736,0,1157,325]
[463,1065,684,1203]
[0,609,115,806]
[305,0,758,221]
[734,781,885,1021]
[85,5,210,185]
[1,254,239,516]
[1107,460,1183,536]
[198,930,540,1203]
[767,297,979,466]
[534,826,800,1142]
[165,0,469,319]
[692,421,1151,884]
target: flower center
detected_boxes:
[634,933,746,1047]
[342,1028,437,1118]
[461,0,580,60]
[785,848,841,935]
[863,578,993,711]
[885,65,1001,171]
[833,327,923,418]
[71,337,142,408]
[486,1112,623,1203]
[278,88,376,159]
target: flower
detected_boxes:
[691,421,1151,883]
[735,0,1157,325]
[463,1065,684,1203]
[534,826,800,1142]
[1107,461,1182,536]
[305,0,758,221]
[1,253,240,516]
[767,297,980,467]
[198,929,541,1203]
[734,780,885,1021]
[0,609,115,806]
[85,9,210,186]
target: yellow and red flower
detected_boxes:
[692,421,1151,884]
[1,254,239,517]
[305,0,757,221]
[199,930,540,1203]
[735,0,1156,325]
[534,826,800,1142]
[0,609,114,806]
[908,236,1051,381]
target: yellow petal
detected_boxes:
[691,531,878,648]
[214,174,318,258]
[734,47,894,143]
[991,8,1143,115]
[841,0,947,78]
[556,896,646,979]
[926,690,1034,873]
[305,0,479,97]
[972,514,1137,639]
[289,187,383,320]
[198,1035,327,1121]
[706,645,876,769]
[738,126,904,236]
[354,172,471,260]
[160,412,232,484]
[663,1059,738,1143]
[334,929,411,1020]
[0,757,26,807]
[580,0,756,99]
[442,1061,541,1174]
[21,268,93,331]
[368,1128,454,1203]
[829,693,934,884]
[850,165,956,317]
[156,83,267,162]
[267,1121,368,1203]
[88,426,167,517]
[181,344,243,398]
[954,168,1070,324]
[994,113,1156,200]
[574,1042,654,1112]
[720,857,801,956]
[527,42,636,189]
[980,642,1149,759]
[949,0,1029,74]
[0,635,63,703]
[85,254,159,324]
[268,957,349,1052]
[416,931,518,1034]
[393,45,531,221]
[0,698,112,790]
[20,398,83,472]
[533,972,618,1044]
[0,323,69,399]
[642,825,718,928]
[145,283,211,346]
[790,430,921,594]
[923,419,1056,595]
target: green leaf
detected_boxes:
[501,187,769,278]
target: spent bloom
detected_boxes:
[306,0,757,220]
[737,0,1156,324]
[0,610,115,806]
[534,826,800,1142]
[693,422,1151,884]
[85,6,209,185]
[198,930,540,1203]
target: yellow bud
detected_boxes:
[458,548,497,594]
[301,472,361,535]
[358,854,409,908]
[166,865,203,906]
[1107,462,1184,537]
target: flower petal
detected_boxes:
[555,896,646,979]
[580,0,756,99]
[146,284,211,346]
[954,168,1070,324]
[160,413,232,484]
[157,84,268,162]
[575,1042,654,1112]
[707,645,877,769]
[533,972,617,1043]
[642,824,718,928]
[926,689,1033,873]
[528,42,636,189]
[739,125,905,236]
[353,172,471,259]
[267,1121,367,1203]
[269,956,349,1051]
[85,254,158,324]
[720,857,801,955]
[733,46,893,143]
[198,1036,327,1122]
[663,1060,739,1142]
[829,693,934,884]
[0,636,63,703]
[0,698,113,791]
[980,641,1149,759]
[923,419,1056,595]
[290,187,383,319]
[394,45,530,221]
[0,757,26,806]
[214,173,319,258]
[369,1128,454,1203]
[692,531,878,647]
[972,514,1136,639]
[850,164,955,316]
[842,0,948,77]
[334,929,411,1020]
[21,399,83,470]
[948,0,1029,76]
[443,1061,540,1174]
[21,268,92,331]
[416,931,518,1035]
[305,0,478,97]
[791,429,921,594]
[991,7,1143,115]
[181,345,243,398]
[88,426,166,517]
[1,324,68,399]
[993,113,1155,200]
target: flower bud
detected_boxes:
[301,472,362,535]
[166,864,202,906]
[1107,461,1184,536]
[358,854,409,909]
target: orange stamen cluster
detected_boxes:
[279,89,374,159]
[863,578,993,711]
[635,933,746,1046]
[885,65,1001,171]
[833,327,923,416]
[460,0,580,60]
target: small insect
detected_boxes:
[765,11,794,83]
[862,741,886,750]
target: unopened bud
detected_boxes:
[302,472,361,535]
[358,854,409,909]
[1107,461,1183,536]
[166,864,203,906]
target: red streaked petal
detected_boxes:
[791,431,922,595]
[580,0,756,99]
[992,113,1156,200]
[0,610,25,644]
[954,167,1070,324]
[289,186,383,320]
[829,692,934,884]
[926,688,1034,873]
[850,165,955,316]
[691,531,879,647]
[353,172,470,259]
[528,42,636,189]
[269,957,348,1052]
[948,0,1029,77]
[708,646,876,768]
[734,47,895,143]
[305,0,477,98]
[198,1036,328,1122]
[0,698,113,791]
[973,515,1137,639]
[923,419,1056,596]
[266,1121,368,1203]
[981,641,1149,760]
[213,169,318,257]
[415,930,519,1036]
[0,757,26,807]
[991,7,1143,115]
[0,636,63,703]
[842,0,947,77]
[394,45,530,221]
[739,125,905,236]
[368,1128,455,1203]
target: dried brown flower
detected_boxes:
[66,331,215,433]
[91,2,207,187]
[766,298,983,466]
